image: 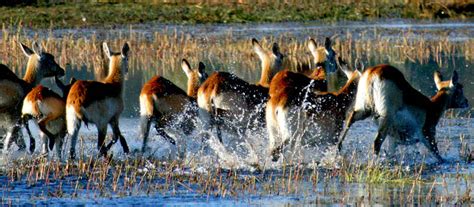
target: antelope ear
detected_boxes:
[19,42,35,57]
[450,70,459,87]
[54,76,65,89]
[103,42,112,59]
[355,58,365,72]
[121,42,130,58]
[308,38,317,54]
[337,57,352,79]
[198,62,206,74]
[70,77,77,85]
[272,42,280,56]
[433,70,443,90]
[32,41,44,55]
[324,37,332,50]
[181,59,192,77]
[252,38,266,58]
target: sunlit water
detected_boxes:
[1,19,473,205]
[1,117,472,205]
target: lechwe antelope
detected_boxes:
[337,65,468,162]
[267,58,361,161]
[307,37,337,75]
[66,42,130,159]
[21,77,76,157]
[140,59,208,152]
[197,38,284,142]
[1,42,64,153]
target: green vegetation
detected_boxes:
[0,0,472,29]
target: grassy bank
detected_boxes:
[0,1,472,29]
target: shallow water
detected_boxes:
[1,19,473,205]
[0,116,472,205]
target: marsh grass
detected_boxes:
[1,23,472,116]
[2,150,472,205]
[1,0,472,28]
[4,24,472,77]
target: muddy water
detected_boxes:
[0,20,473,205]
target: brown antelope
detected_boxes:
[21,77,76,157]
[140,59,208,152]
[267,57,360,161]
[1,42,64,153]
[307,37,337,75]
[66,42,130,159]
[197,38,284,142]
[337,65,469,162]
[282,37,336,81]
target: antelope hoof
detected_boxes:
[337,142,343,151]
[99,147,108,157]
[165,137,176,145]
[48,139,55,151]
[123,146,130,154]
[29,142,35,154]
[69,152,76,160]
[121,141,130,154]
[435,155,445,164]
[99,152,108,158]
[271,150,281,162]
[467,151,474,163]
[199,132,211,142]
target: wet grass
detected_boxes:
[0,0,473,29]
[1,151,472,205]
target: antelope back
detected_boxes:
[22,85,64,117]
[269,70,327,99]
